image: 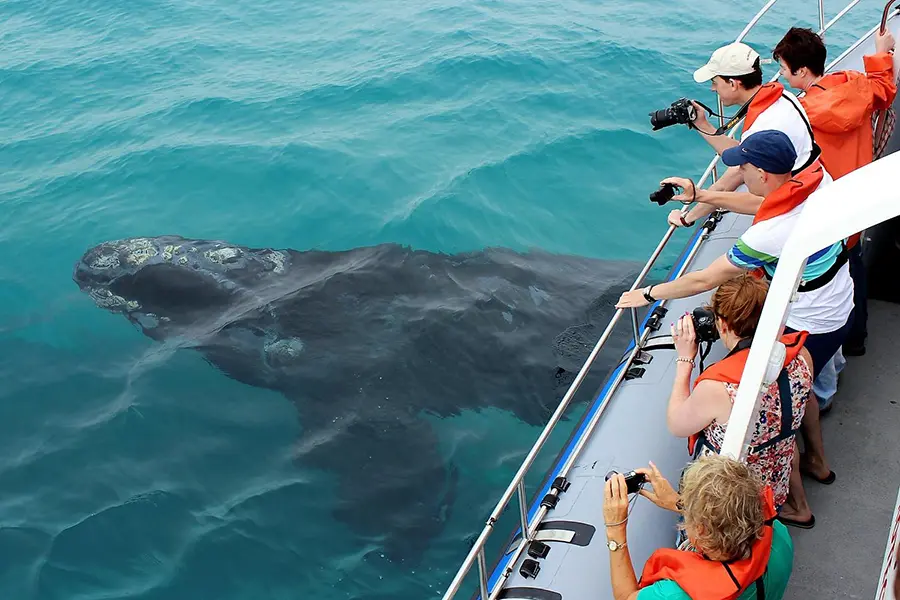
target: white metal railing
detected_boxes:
[440,1,881,598]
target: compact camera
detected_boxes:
[649,182,681,205]
[605,470,647,495]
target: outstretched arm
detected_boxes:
[615,255,745,308]
[667,166,750,227]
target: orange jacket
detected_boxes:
[800,53,896,246]
[638,487,778,600]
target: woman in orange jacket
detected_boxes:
[602,456,794,600]
[773,26,897,356]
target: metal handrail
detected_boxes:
[440,0,870,597]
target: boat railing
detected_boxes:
[440,1,881,598]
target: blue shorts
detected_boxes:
[785,309,853,380]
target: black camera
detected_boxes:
[650,98,698,131]
[691,307,719,343]
[605,470,647,495]
[649,182,680,205]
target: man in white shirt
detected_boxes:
[662,42,831,228]
[619,130,849,527]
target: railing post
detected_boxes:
[630,307,640,347]
[818,0,826,34]
[477,547,489,600]
[517,480,529,543]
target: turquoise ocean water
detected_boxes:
[0,0,878,598]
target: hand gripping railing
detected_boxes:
[440,0,872,597]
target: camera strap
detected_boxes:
[691,96,753,136]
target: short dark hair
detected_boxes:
[773,27,826,77]
[719,58,763,89]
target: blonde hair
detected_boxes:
[679,454,765,560]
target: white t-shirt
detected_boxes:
[726,177,854,334]
[742,91,814,173]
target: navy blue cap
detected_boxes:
[721,130,797,175]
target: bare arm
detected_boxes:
[698,131,740,155]
[668,379,729,438]
[690,103,741,155]
[694,188,764,214]
[616,255,745,309]
[666,314,731,437]
[666,166,747,226]
[608,537,641,600]
[604,476,641,600]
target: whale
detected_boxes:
[72,235,639,561]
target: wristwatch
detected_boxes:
[607,539,627,552]
[642,285,657,303]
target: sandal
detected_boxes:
[803,469,836,485]
[777,514,816,529]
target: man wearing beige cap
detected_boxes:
[663,41,829,229]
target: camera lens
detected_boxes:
[650,98,694,131]
[649,107,678,131]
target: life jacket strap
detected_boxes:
[749,367,799,453]
[692,364,799,458]
[761,239,849,293]
[755,573,767,600]
[781,91,822,176]
[796,241,850,293]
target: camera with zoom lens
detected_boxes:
[691,307,719,343]
[605,470,647,495]
[650,98,698,131]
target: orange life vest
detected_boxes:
[751,162,824,225]
[743,82,786,133]
[687,331,808,456]
[638,486,778,600]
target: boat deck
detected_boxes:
[788,299,900,599]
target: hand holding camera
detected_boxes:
[634,462,681,513]
[672,308,719,358]
[649,98,712,131]
[603,470,647,530]
[672,313,699,359]
[649,97,698,130]
[649,177,696,206]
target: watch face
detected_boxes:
[608,540,618,551]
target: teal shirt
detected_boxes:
[637,521,794,600]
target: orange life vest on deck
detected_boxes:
[743,82,786,133]
[638,487,778,600]
[686,331,808,456]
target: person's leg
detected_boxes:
[793,320,852,483]
[800,389,834,482]
[812,353,838,412]
[844,243,867,355]
[780,441,814,526]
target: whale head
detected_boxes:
[73,236,290,337]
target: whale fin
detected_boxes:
[293,405,456,564]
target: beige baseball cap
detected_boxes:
[693,42,761,83]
